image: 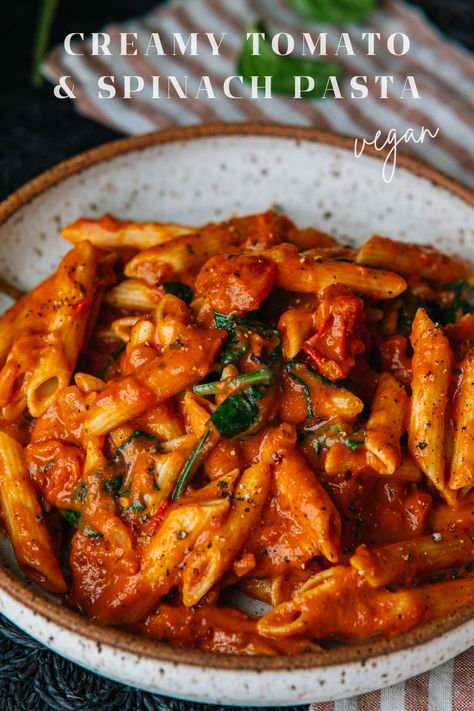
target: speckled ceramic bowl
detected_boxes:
[0,124,473,706]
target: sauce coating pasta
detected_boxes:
[0,210,473,655]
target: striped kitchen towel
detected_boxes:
[311,645,474,710]
[42,0,474,187]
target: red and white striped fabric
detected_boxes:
[311,646,474,710]
[43,1,474,707]
[43,0,474,187]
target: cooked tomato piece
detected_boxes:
[195,254,277,314]
[26,439,84,510]
[302,285,367,381]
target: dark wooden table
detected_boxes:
[0,1,472,708]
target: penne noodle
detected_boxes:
[263,243,407,300]
[0,431,66,592]
[408,308,453,497]
[431,491,474,532]
[182,462,271,606]
[104,278,164,312]
[449,352,474,490]
[125,224,239,285]
[257,567,421,640]
[356,236,469,283]
[262,425,341,563]
[141,497,230,596]
[279,363,364,423]
[85,327,226,435]
[350,529,474,587]
[365,372,409,475]
[61,213,195,249]
[0,242,101,418]
[286,226,338,250]
[278,308,314,360]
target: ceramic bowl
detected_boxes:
[0,124,473,706]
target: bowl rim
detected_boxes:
[0,121,473,673]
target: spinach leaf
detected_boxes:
[214,311,249,364]
[214,312,234,331]
[172,429,211,500]
[193,366,273,396]
[285,362,314,418]
[238,21,340,99]
[345,431,366,451]
[113,430,161,461]
[287,0,376,23]
[73,481,87,502]
[402,280,474,329]
[163,281,194,304]
[64,509,81,528]
[213,311,281,366]
[103,473,124,495]
[438,279,474,324]
[210,385,265,438]
[98,340,126,380]
[83,525,103,540]
[121,498,147,513]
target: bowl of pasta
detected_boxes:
[0,123,473,706]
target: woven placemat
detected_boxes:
[0,613,303,711]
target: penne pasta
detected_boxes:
[449,352,474,490]
[62,213,195,249]
[365,372,409,475]
[263,243,407,299]
[356,235,469,283]
[0,242,101,418]
[85,326,226,435]
[104,278,164,312]
[408,308,453,497]
[0,431,66,592]
[125,223,239,284]
[182,462,271,606]
[0,209,473,654]
[350,529,474,587]
[262,425,341,563]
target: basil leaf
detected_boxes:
[285,362,314,418]
[238,21,341,99]
[163,281,193,304]
[98,340,126,380]
[287,0,376,23]
[172,429,211,500]
[210,385,265,438]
